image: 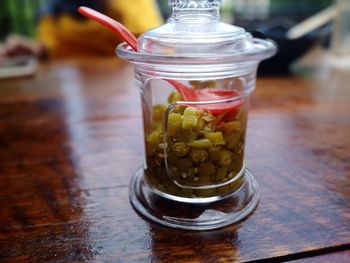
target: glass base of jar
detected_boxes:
[129,167,259,230]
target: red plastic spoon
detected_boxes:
[78,7,243,114]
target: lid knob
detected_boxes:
[169,0,220,8]
[169,0,221,21]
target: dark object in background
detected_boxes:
[233,0,332,74]
[40,0,106,19]
[156,0,332,74]
[251,18,331,74]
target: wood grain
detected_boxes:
[0,58,349,262]
[290,250,350,263]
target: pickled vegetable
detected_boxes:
[204,132,225,146]
[220,121,241,134]
[190,149,208,164]
[226,135,240,150]
[208,146,221,161]
[194,116,206,133]
[197,162,216,177]
[217,149,233,166]
[147,130,162,149]
[188,138,212,149]
[178,129,197,142]
[172,142,190,157]
[176,159,192,171]
[168,113,182,137]
[144,88,247,198]
[153,104,167,122]
[182,107,200,130]
[215,166,228,181]
[168,91,184,103]
[189,80,216,89]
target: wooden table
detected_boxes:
[0,58,349,262]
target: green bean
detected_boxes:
[179,129,198,142]
[221,121,241,134]
[208,146,221,161]
[172,142,190,157]
[190,149,208,164]
[226,135,240,150]
[217,149,233,166]
[202,111,214,122]
[147,130,162,149]
[152,104,167,122]
[168,91,183,103]
[194,116,205,133]
[183,106,200,117]
[228,160,242,173]
[151,121,161,131]
[176,159,192,171]
[177,167,197,181]
[197,162,216,177]
[204,132,225,146]
[172,105,186,114]
[182,115,197,130]
[188,138,212,149]
[215,166,228,181]
[182,106,200,130]
[194,175,211,185]
[168,113,182,137]
[167,151,181,164]
[189,80,216,89]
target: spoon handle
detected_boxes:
[78,7,138,51]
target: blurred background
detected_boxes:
[0,0,347,75]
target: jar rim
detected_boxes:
[116,38,277,65]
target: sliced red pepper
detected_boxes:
[166,79,244,115]
[184,88,244,115]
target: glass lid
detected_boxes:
[138,0,253,55]
[117,0,276,64]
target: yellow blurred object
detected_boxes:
[37,0,163,58]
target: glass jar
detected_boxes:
[117,0,276,230]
